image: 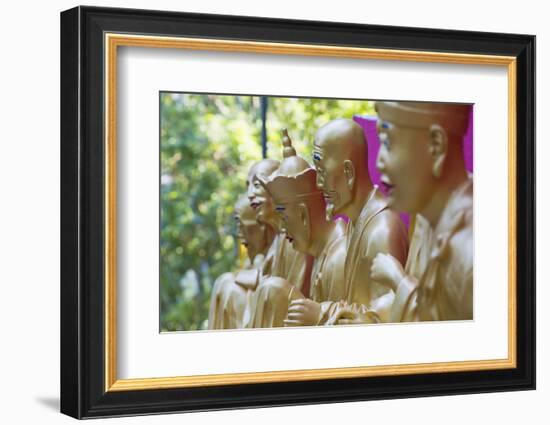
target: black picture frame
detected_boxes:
[60,5,535,419]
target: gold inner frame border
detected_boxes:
[104,33,517,392]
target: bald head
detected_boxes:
[248,159,280,182]
[375,101,470,143]
[312,119,372,221]
[314,118,367,161]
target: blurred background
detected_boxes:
[160,92,375,331]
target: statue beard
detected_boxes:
[325,202,335,221]
[324,190,340,221]
[325,190,353,222]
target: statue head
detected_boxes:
[264,129,326,255]
[313,118,370,220]
[246,159,280,226]
[375,101,470,215]
[234,195,268,261]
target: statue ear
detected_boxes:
[429,124,448,179]
[343,160,356,191]
[298,203,311,243]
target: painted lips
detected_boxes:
[380,177,395,194]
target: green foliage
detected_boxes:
[266,97,375,160]
[160,93,263,331]
[160,93,375,331]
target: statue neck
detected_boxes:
[264,224,277,252]
[344,177,374,224]
[420,161,469,228]
[261,210,282,233]
[307,215,335,258]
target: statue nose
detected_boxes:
[376,151,385,172]
[316,174,323,190]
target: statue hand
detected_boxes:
[327,306,377,325]
[284,298,321,327]
[370,253,405,292]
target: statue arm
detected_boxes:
[389,275,419,322]
[333,213,407,322]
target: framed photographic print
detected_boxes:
[60,5,535,419]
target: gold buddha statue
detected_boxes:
[375,101,473,322]
[310,118,409,325]
[208,195,272,329]
[252,130,348,327]
[331,102,473,324]
[244,158,311,328]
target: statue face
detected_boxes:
[247,173,276,224]
[235,214,267,259]
[375,119,436,214]
[275,202,311,254]
[312,144,353,220]
[246,160,280,226]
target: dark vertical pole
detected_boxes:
[260,96,268,158]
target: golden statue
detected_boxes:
[254,130,348,327]
[375,101,473,321]
[333,213,433,324]
[244,158,311,328]
[308,118,409,325]
[331,102,473,324]
[208,195,273,329]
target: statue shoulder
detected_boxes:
[445,210,473,277]
[362,207,409,263]
[432,200,473,318]
[213,272,236,287]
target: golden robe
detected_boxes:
[322,187,409,324]
[392,178,473,322]
[246,234,309,328]
[309,220,347,304]
[208,254,264,330]
[253,221,347,328]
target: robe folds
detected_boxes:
[392,178,474,322]
[321,187,409,324]
[246,234,310,328]
[207,254,264,330]
[250,219,350,328]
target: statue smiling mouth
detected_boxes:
[380,176,395,194]
[250,200,262,210]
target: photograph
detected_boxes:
[59,5,535,418]
[159,93,474,332]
